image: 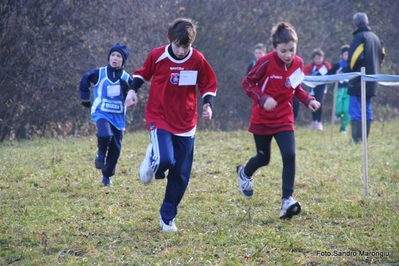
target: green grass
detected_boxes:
[1,121,398,265]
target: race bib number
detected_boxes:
[318,65,328,76]
[179,70,198,86]
[107,85,120,97]
[289,68,304,89]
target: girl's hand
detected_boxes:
[263,97,277,111]
[308,100,320,112]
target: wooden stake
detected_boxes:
[330,82,338,141]
[361,67,369,196]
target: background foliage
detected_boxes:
[1,0,398,141]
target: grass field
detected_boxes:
[1,121,398,265]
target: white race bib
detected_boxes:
[318,65,328,75]
[289,68,304,89]
[179,70,198,86]
[107,85,120,97]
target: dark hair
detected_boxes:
[271,22,298,47]
[312,48,324,58]
[167,18,198,46]
[353,12,369,27]
[340,44,350,54]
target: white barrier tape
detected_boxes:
[379,82,399,86]
[302,73,399,88]
[362,74,399,81]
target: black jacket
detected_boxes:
[347,25,385,97]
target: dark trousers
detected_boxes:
[149,128,195,224]
[244,131,296,199]
[96,119,123,178]
[311,86,326,122]
[349,96,373,143]
[293,97,300,120]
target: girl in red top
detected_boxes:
[238,22,320,220]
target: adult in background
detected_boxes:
[347,12,385,143]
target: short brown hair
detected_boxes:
[312,48,324,58]
[271,22,298,47]
[167,18,198,46]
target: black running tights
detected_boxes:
[244,131,296,199]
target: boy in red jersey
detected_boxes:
[238,22,320,220]
[125,18,217,232]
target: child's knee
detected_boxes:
[97,132,112,140]
[256,152,270,166]
[282,152,295,162]
[158,156,175,170]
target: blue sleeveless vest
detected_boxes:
[91,67,129,130]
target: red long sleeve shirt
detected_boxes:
[242,51,314,135]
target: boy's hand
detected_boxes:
[125,90,138,108]
[308,100,320,112]
[263,97,277,111]
[202,103,212,121]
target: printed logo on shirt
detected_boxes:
[170,73,180,84]
[270,74,283,79]
[100,99,123,113]
[285,77,296,90]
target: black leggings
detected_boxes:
[312,85,326,122]
[244,131,296,199]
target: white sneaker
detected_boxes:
[139,144,154,184]
[236,164,253,199]
[159,216,178,232]
[316,122,323,131]
[280,196,301,220]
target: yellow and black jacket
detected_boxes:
[347,25,385,97]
